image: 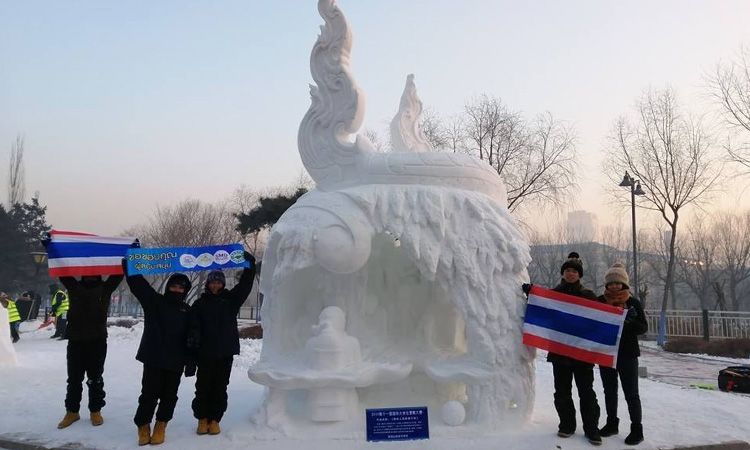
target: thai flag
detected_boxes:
[44,230,139,277]
[522,285,627,368]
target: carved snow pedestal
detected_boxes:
[248,0,534,436]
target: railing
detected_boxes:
[644,309,750,340]
[107,301,260,322]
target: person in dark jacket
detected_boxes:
[597,262,647,445]
[56,274,123,430]
[548,252,602,445]
[123,260,192,446]
[189,251,256,436]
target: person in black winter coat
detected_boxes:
[123,260,192,446]
[188,251,256,436]
[57,274,123,430]
[541,252,603,446]
[597,263,647,446]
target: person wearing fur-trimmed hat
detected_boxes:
[549,252,602,445]
[597,262,647,445]
[187,252,256,436]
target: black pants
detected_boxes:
[553,362,600,434]
[53,316,68,338]
[65,339,107,413]
[134,365,183,426]
[599,357,642,425]
[192,356,233,421]
[10,321,20,342]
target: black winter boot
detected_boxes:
[585,429,602,446]
[624,423,643,445]
[599,417,619,437]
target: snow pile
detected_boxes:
[0,323,750,450]
[1,327,750,449]
[0,305,18,366]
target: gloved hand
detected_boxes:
[243,251,256,266]
[521,283,533,295]
[184,362,197,377]
[624,307,637,323]
[121,258,129,276]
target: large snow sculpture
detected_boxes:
[249,0,534,435]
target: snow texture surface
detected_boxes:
[1,323,749,450]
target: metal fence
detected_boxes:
[644,309,750,340]
[107,297,261,321]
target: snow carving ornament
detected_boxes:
[249,0,534,435]
[0,302,18,367]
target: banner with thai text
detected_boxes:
[126,244,250,275]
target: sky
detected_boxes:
[2,0,750,236]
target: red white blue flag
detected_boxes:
[44,230,139,277]
[522,285,627,368]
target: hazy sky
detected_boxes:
[2,1,750,236]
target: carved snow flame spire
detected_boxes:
[390,74,432,152]
[298,0,372,188]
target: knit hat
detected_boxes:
[560,251,583,277]
[206,270,226,287]
[604,262,630,289]
[166,273,192,292]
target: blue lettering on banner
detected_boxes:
[126,244,251,275]
[365,406,429,442]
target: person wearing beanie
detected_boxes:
[122,260,193,446]
[548,252,603,446]
[597,262,648,446]
[188,252,256,436]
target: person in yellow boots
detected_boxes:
[188,252,256,436]
[122,259,193,446]
[56,274,123,429]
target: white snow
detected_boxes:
[0,305,18,367]
[1,321,749,449]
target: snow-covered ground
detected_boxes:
[1,321,749,450]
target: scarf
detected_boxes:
[603,286,630,307]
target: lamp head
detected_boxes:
[619,171,633,187]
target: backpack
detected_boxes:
[718,366,750,393]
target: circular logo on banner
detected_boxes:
[179,254,197,269]
[229,250,245,264]
[196,253,214,268]
[214,250,231,265]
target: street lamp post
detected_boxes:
[619,172,645,299]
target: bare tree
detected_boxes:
[462,96,577,211]
[605,87,721,321]
[714,211,750,310]
[505,113,577,211]
[419,108,448,150]
[126,199,242,302]
[708,47,750,169]
[675,217,720,309]
[8,134,25,206]
[444,115,468,154]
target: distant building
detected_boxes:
[566,210,598,243]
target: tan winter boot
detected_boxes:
[57,411,80,429]
[196,418,209,435]
[150,421,167,445]
[208,420,220,435]
[137,424,151,446]
[90,411,104,426]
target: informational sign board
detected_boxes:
[365,406,429,442]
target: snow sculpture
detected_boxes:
[249,0,534,435]
[0,304,18,367]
